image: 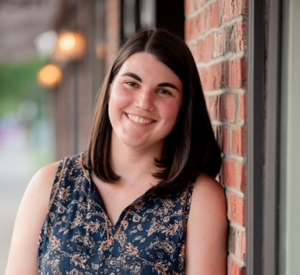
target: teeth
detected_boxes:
[127,114,153,124]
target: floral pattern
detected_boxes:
[38,154,194,274]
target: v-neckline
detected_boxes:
[79,153,154,227]
[89,178,150,228]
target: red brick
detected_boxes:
[221,0,245,23]
[228,193,245,226]
[195,11,208,35]
[201,34,214,62]
[195,0,206,9]
[243,0,249,14]
[208,64,222,90]
[223,158,246,192]
[199,68,208,90]
[106,0,121,69]
[221,93,236,123]
[223,159,236,188]
[200,62,230,91]
[205,95,220,121]
[237,162,246,192]
[194,40,202,63]
[232,126,247,156]
[221,0,231,23]
[229,58,247,88]
[223,24,237,54]
[228,226,246,260]
[223,61,230,87]
[234,0,245,16]
[199,67,209,91]
[185,17,197,41]
[188,43,197,62]
[222,126,230,154]
[210,63,225,90]
[209,1,220,28]
[236,20,248,52]
[239,93,247,122]
[213,30,224,58]
[185,0,196,14]
[228,257,246,275]
[215,125,224,149]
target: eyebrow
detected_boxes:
[157,82,179,92]
[120,72,142,82]
[120,72,180,92]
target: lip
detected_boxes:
[126,113,156,125]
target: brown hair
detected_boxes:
[86,28,221,195]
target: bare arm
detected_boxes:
[5,161,60,275]
[185,174,228,275]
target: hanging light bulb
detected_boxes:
[53,31,86,63]
[38,64,63,88]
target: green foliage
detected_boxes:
[0,58,47,116]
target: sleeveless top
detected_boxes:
[38,153,195,275]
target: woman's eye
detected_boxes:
[157,89,172,96]
[126,81,138,87]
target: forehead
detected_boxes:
[116,52,182,85]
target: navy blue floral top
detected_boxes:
[38,153,194,274]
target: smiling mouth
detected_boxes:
[126,114,155,124]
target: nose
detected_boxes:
[135,90,154,111]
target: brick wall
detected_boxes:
[185,0,248,274]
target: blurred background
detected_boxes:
[0,2,59,272]
[0,0,184,272]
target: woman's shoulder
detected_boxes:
[26,161,61,200]
[189,173,227,224]
[33,161,61,180]
[4,160,64,274]
[31,161,61,184]
[30,153,87,197]
[192,173,226,202]
[31,153,82,187]
[185,173,228,274]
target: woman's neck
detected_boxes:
[109,135,162,186]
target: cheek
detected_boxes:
[108,91,121,123]
[160,102,181,125]
[166,100,182,117]
[108,89,130,112]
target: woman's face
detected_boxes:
[108,52,183,153]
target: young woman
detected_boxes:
[6,28,228,274]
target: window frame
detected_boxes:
[247,0,282,274]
